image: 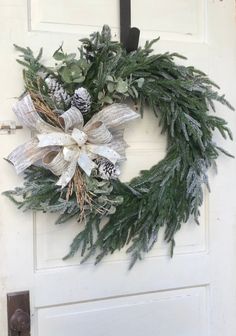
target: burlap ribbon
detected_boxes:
[7,94,139,188]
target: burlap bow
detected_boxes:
[7,94,139,188]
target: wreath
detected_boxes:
[4,25,233,268]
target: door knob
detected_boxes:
[7,291,30,336]
[9,308,30,332]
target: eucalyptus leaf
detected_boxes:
[107,82,115,93]
[98,91,104,100]
[65,53,76,62]
[137,77,145,88]
[73,76,85,83]
[116,79,128,93]
[106,75,114,82]
[103,96,113,104]
[60,67,72,83]
[53,51,65,61]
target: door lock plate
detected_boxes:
[7,291,30,336]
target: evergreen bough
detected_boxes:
[4,26,233,268]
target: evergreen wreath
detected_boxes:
[4,25,233,268]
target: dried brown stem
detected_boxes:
[73,168,91,223]
[30,91,62,128]
[66,180,74,201]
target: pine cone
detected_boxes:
[97,159,120,180]
[45,76,71,105]
[72,87,91,114]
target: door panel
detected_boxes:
[133,0,206,42]
[38,287,208,336]
[0,1,236,336]
[30,0,120,35]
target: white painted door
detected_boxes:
[0,1,236,335]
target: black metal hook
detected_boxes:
[120,0,140,52]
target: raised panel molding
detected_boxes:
[132,0,207,43]
[28,0,120,37]
[37,286,209,336]
[28,0,207,43]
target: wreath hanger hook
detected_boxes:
[119,0,140,52]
